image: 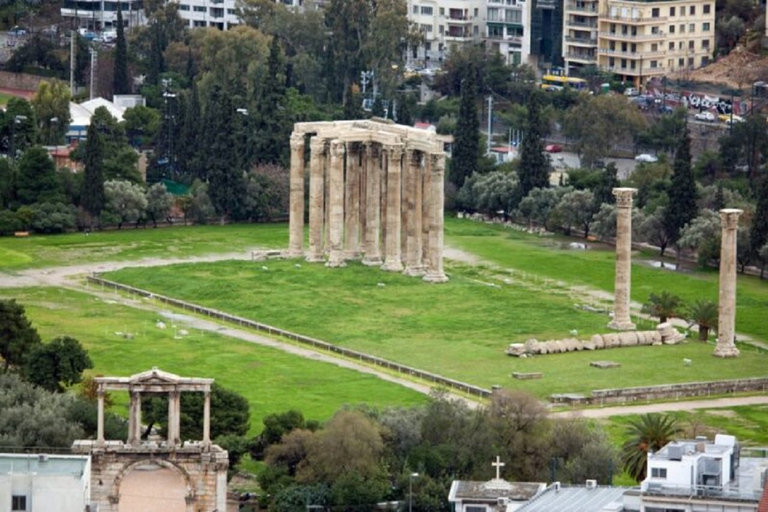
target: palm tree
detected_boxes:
[621,414,681,482]
[686,299,718,341]
[641,291,684,323]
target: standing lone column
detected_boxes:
[288,132,305,257]
[362,144,383,266]
[608,187,638,330]
[381,144,405,272]
[97,387,105,445]
[326,140,347,268]
[423,153,448,283]
[714,208,743,358]
[307,138,325,263]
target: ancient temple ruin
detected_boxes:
[72,368,229,512]
[288,119,450,282]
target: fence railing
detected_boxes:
[87,275,492,400]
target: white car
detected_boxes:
[694,111,716,122]
[635,153,658,163]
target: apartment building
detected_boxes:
[563,0,600,73]
[595,0,714,86]
[407,0,484,69]
[0,453,92,512]
[60,0,146,30]
[485,0,530,66]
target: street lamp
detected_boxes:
[409,472,419,512]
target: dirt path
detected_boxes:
[553,395,768,419]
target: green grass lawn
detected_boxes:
[445,217,768,342]
[0,223,287,271]
[0,287,426,435]
[104,259,768,397]
[0,92,13,106]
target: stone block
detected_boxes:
[590,361,622,369]
[506,343,526,357]
[512,372,543,380]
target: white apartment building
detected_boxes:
[407,0,485,69]
[0,454,92,512]
[60,0,146,30]
[485,0,531,66]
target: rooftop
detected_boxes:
[449,479,546,502]
[0,454,89,478]
[517,484,632,512]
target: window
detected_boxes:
[474,8,479,16]
[420,23,432,32]
[439,24,444,34]
[227,8,235,14]
[412,5,418,14]
[473,25,479,35]
[678,57,685,67]
[179,4,189,10]
[703,22,710,31]
[669,6,675,16]
[680,5,685,15]
[193,6,205,12]
[668,41,674,50]
[421,6,432,15]
[679,24,685,33]
[439,7,444,15]
[488,7,499,20]
[650,60,658,68]
[701,56,709,65]
[689,23,695,32]
[702,38,710,48]
[704,4,711,14]
[688,57,694,66]
[651,7,659,17]
[669,25,675,33]
[466,507,486,512]
[690,6,695,15]
[12,496,27,512]
[651,468,667,478]
[505,9,522,23]
[689,40,695,50]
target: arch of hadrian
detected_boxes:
[72,368,229,512]
[288,119,450,283]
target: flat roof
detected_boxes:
[0,454,89,477]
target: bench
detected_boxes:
[14,231,29,237]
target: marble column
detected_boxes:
[714,208,743,358]
[381,144,405,271]
[203,390,211,446]
[404,150,425,276]
[307,138,325,262]
[362,144,383,266]
[344,143,361,259]
[327,140,347,267]
[423,153,448,283]
[288,132,305,257]
[608,187,638,330]
[128,390,138,444]
[168,390,181,445]
[421,154,431,269]
[132,392,142,446]
[97,388,105,445]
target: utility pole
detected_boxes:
[70,30,76,95]
[89,48,97,100]
[486,95,493,156]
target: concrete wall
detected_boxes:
[0,71,46,92]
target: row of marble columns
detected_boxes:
[289,133,447,282]
[96,390,211,446]
[609,188,741,357]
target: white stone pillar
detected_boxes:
[203,390,211,446]
[168,390,181,445]
[404,150,425,276]
[381,144,405,272]
[97,388,105,445]
[307,138,325,263]
[127,390,137,444]
[421,154,431,269]
[327,139,347,267]
[288,132,306,257]
[362,144,383,266]
[344,143,361,259]
[133,392,142,446]
[608,187,638,330]
[423,153,448,283]
[715,208,743,358]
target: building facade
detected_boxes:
[0,454,92,512]
[485,0,531,66]
[407,0,484,69]
[60,0,146,31]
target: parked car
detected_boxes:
[635,153,658,163]
[694,111,716,122]
[545,144,563,153]
[8,26,27,36]
[624,87,640,97]
[718,113,744,124]
[659,105,674,114]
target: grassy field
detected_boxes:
[0,92,13,106]
[0,287,427,435]
[445,218,768,342]
[104,258,768,396]
[0,223,287,271]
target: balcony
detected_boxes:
[598,48,667,58]
[567,3,598,14]
[601,13,667,23]
[599,30,666,41]
[565,35,597,45]
[566,19,598,28]
[602,65,665,76]
[565,52,597,63]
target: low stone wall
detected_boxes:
[87,275,492,400]
[0,71,46,92]
[551,377,768,404]
[506,323,684,357]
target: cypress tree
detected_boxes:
[592,162,620,210]
[450,63,479,189]
[206,87,244,223]
[517,90,550,198]
[113,4,129,96]
[81,122,105,224]
[664,125,698,245]
[254,36,288,166]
